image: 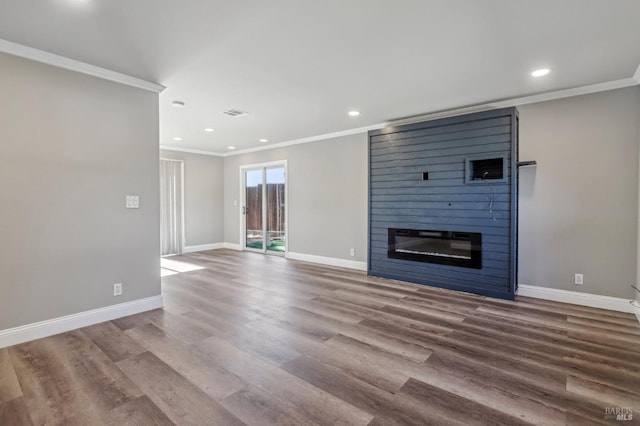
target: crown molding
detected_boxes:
[391,77,639,127]
[160,63,640,158]
[222,123,387,157]
[491,77,639,108]
[223,69,640,158]
[0,38,165,93]
[160,145,224,157]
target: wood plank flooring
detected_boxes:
[2,249,640,425]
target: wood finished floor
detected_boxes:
[1,250,640,425]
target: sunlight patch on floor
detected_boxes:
[161,268,179,277]
[161,257,206,275]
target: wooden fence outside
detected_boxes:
[245,184,285,232]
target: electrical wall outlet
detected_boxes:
[113,283,123,296]
[574,274,583,285]
[350,248,355,257]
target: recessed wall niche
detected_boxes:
[465,155,507,184]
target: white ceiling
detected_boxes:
[1,0,639,154]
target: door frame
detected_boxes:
[160,158,186,256]
[239,160,288,255]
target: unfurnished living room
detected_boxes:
[1,1,640,425]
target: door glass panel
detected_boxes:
[245,169,263,250]
[266,167,286,253]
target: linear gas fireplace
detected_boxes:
[388,228,482,269]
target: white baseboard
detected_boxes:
[182,242,241,253]
[183,243,224,253]
[223,242,242,251]
[286,252,367,271]
[631,300,640,322]
[0,295,164,349]
[518,284,636,315]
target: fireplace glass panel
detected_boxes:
[395,235,471,259]
[388,229,481,269]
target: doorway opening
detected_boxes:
[240,161,287,255]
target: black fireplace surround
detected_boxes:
[369,108,518,300]
[388,228,482,269]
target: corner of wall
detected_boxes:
[636,85,640,305]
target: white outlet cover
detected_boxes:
[114,283,123,296]
[126,196,139,209]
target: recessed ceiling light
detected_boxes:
[348,110,361,117]
[204,128,215,132]
[172,137,182,141]
[531,68,551,77]
[171,101,185,108]
[228,146,236,150]
[259,138,268,143]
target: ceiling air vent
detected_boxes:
[222,108,249,118]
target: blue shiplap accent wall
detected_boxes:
[368,108,519,300]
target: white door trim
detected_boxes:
[240,165,266,254]
[239,160,288,255]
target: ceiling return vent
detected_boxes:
[222,108,249,118]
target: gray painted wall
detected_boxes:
[222,86,639,301]
[518,86,640,299]
[0,53,160,330]
[223,133,368,262]
[4,52,634,334]
[160,150,225,246]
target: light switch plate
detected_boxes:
[126,196,139,209]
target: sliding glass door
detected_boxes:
[244,168,264,251]
[265,167,286,253]
[243,162,286,254]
